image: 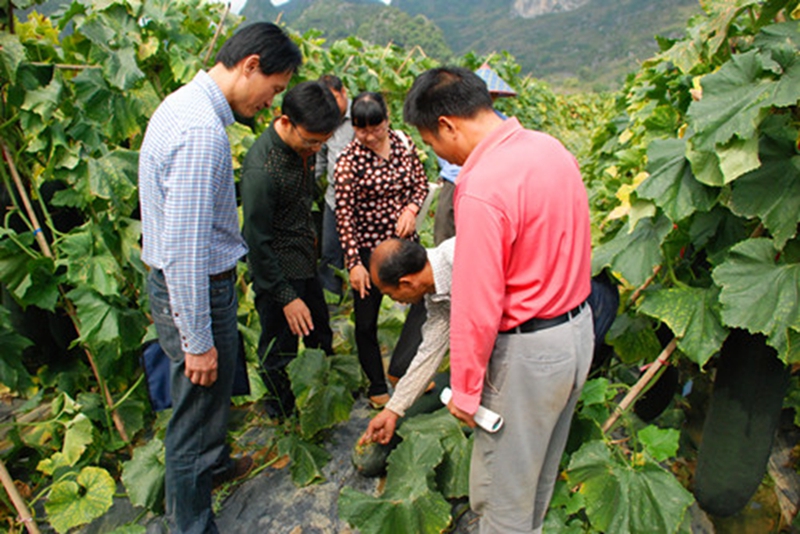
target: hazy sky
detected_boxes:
[230,0,390,13]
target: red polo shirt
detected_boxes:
[450,117,592,414]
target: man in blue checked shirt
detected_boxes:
[139,22,301,534]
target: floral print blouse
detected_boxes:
[334,129,430,270]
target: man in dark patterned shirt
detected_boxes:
[241,81,342,418]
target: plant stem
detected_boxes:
[110,372,145,411]
[0,458,41,534]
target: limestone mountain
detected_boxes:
[243,0,705,90]
[512,0,591,18]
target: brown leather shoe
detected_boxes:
[212,455,254,489]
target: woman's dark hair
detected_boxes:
[282,81,341,134]
[377,239,428,287]
[215,22,302,76]
[403,66,493,133]
[351,92,388,128]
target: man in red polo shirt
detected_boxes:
[404,67,594,534]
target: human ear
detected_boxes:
[437,116,457,138]
[241,54,260,76]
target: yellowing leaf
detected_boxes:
[45,467,115,534]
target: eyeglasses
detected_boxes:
[291,123,326,148]
[354,122,388,137]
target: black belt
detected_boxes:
[500,301,587,335]
[209,267,236,281]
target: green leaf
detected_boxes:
[60,227,120,296]
[687,48,800,184]
[638,287,728,367]
[65,286,130,346]
[338,434,451,534]
[37,414,94,476]
[638,425,680,463]
[638,138,718,223]
[277,433,331,487]
[729,139,800,250]
[592,214,673,288]
[712,238,800,362]
[399,408,471,499]
[22,77,63,122]
[701,0,761,57]
[88,149,140,216]
[16,257,61,311]
[686,142,726,187]
[715,134,762,185]
[288,350,358,439]
[121,438,165,512]
[567,440,694,534]
[0,32,26,83]
[580,377,612,407]
[606,313,663,365]
[0,307,34,392]
[0,231,35,294]
[105,47,146,91]
[45,466,116,534]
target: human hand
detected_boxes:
[349,264,371,299]
[395,207,417,238]
[185,347,218,386]
[283,298,313,336]
[360,408,400,445]
[447,399,476,428]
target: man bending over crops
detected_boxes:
[360,237,455,445]
[403,67,594,534]
[139,23,301,533]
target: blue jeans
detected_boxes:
[148,269,238,534]
[318,203,344,296]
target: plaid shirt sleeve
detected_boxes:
[162,126,229,355]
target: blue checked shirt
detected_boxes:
[139,71,248,355]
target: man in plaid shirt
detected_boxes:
[138,23,301,533]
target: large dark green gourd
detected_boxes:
[352,372,450,477]
[693,329,790,517]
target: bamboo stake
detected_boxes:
[627,265,662,307]
[0,458,40,534]
[1,142,129,444]
[203,2,231,68]
[602,338,678,433]
[28,62,101,71]
[1,144,53,258]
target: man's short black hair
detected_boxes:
[403,66,493,133]
[318,74,344,92]
[351,92,388,128]
[216,22,302,76]
[282,81,341,134]
[376,239,428,287]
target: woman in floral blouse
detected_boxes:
[334,92,429,408]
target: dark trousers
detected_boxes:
[318,203,344,296]
[255,276,333,413]
[433,179,456,245]
[388,300,427,379]
[352,248,389,397]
